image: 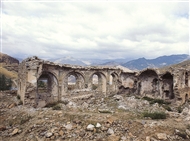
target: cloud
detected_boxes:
[1,1,189,60]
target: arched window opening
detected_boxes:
[37,74,51,94]
[161,72,174,99]
[185,94,188,102]
[110,75,113,85]
[92,74,98,90]
[152,78,158,92]
[68,75,76,91]
[185,72,188,87]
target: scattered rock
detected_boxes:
[45,132,53,138]
[59,130,64,136]
[64,123,72,130]
[156,133,167,140]
[11,128,19,136]
[86,124,95,131]
[186,129,190,136]
[107,128,114,135]
[8,103,16,109]
[96,123,101,128]
[99,108,113,113]
[146,136,150,141]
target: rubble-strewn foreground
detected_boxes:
[1,91,190,141]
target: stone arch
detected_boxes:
[161,72,174,99]
[89,72,107,94]
[109,72,119,92]
[37,70,59,81]
[138,69,159,97]
[63,71,85,93]
[37,71,59,104]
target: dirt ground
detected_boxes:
[0,91,190,141]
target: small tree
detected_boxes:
[0,74,12,90]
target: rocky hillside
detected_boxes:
[0,52,19,79]
[159,60,190,73]
[0,52,19,65]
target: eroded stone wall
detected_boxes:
[17,56,190,107]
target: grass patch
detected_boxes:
[45,101,62,110]
[45,101,59,108]
[143,111,167,119]
[142,96,171,105]
[20,115,32,124]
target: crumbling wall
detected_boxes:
[119,72,137,94]
[138,69,159,97]
[172,69,190,104]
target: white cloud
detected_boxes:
[1,1,189,60]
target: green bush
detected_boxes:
[142,96,153,101]
[52,104,61,110]
[142,96,171,105]
[17,95,20,100]
[20,115,32,124]
[0,74,12,90]
[177,106,183,113]
[143,112,167,119]
[45,102,59,108]
[162,105,172,111]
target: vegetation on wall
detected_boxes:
[0,74,12,90]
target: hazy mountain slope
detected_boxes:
[122,54,189,70]
[50,57,86,66]
[0,52,19,64]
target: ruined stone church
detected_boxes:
[17,56,190,107]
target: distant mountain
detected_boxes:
[0,52,18,79]
[122,54,189,70]
[85,58,131,66]
[0,52,19,64]
[100,61,121,66]
[50,56,86,66]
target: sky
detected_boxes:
[1,0,189,60]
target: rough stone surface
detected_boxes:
[156,133,167,140]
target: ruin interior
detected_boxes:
[17,56,190,107]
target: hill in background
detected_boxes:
[0,52,19,79]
